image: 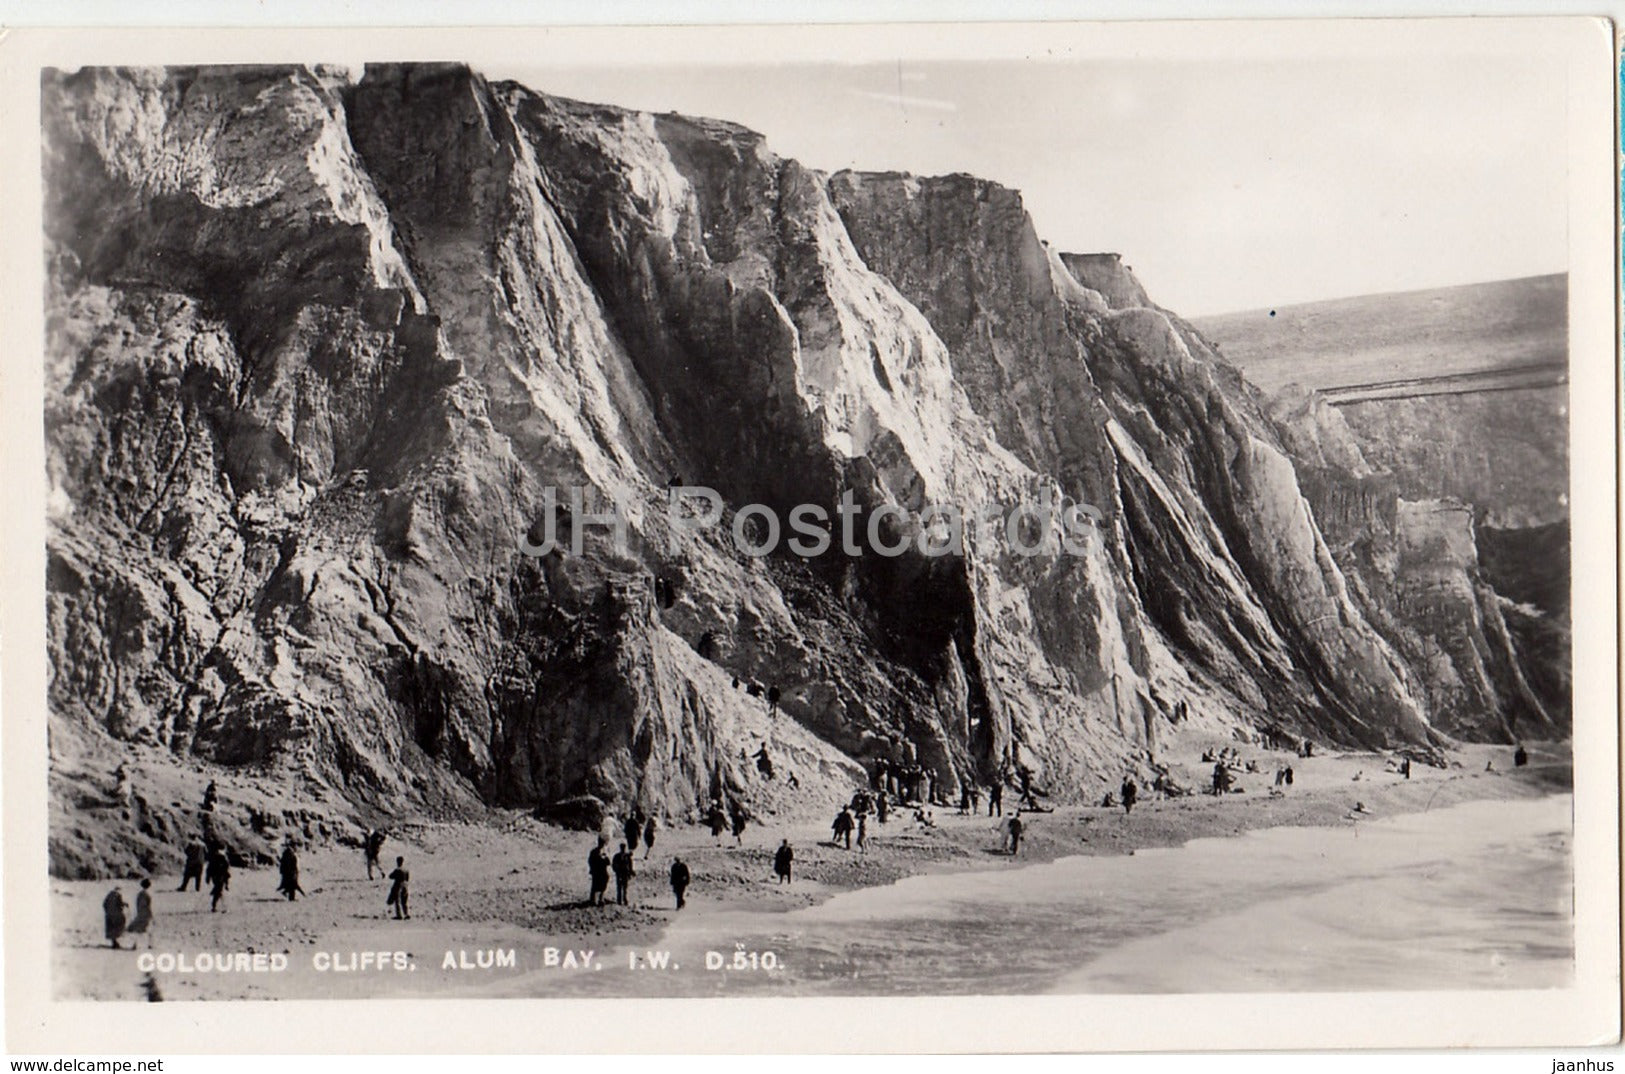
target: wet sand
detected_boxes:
[52,739,1568,1000]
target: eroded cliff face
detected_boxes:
[45,62,1502,877]
[1263,379,1568,743]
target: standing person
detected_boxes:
[832,807,853,850]
[1121,778,1138,816]
[178,837,204,892]
[1401,757,1412,780]
[588,837,611,906]
[1514,744,1529,768]
[624,812,642,855]
[1284,765,1294,787]
[876,791,888,826]
[386,856,410,919]
[201,779,218,812]
[670,856,690,909]
[773,840,794,884]
[364,830,385,880]
[729,801,748,846]
[1007,814,1024,856]
[205,845,231,913]
[126,879,153,949]
[277,843,305,901]
[708,799,727,845]
[988,781,1003,818]
[642,816,658,860]
[856,812,868,852]
[102,886,128,949]
[612,843,635,906]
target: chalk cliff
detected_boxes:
[44,63,1556,877]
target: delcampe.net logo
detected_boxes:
[519,486,1105,559]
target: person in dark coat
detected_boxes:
[205,846,231,913]
[832,807,854,849]
[612,843,635,905]
[102,887,128,949]
[178,837,205,892]
[201,779,218,812]
[774,840,794,883]
[670,856,690,909]
[1514,744,1529,768]
[642,816,657,860]
[1007,814,1024,856]
[988,781,1003,817]
[277,843,305,901]
[386,856,410,919]
[588,838,611,906]
[1121,778,1138,816]
[729,801,748,846]
[624,813,642,854]
[126,878,153,948]
[876,791,889,825]
[708,799,727,845]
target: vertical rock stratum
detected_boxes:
[42,63,1564,877]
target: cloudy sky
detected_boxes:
[490,53,1569,317]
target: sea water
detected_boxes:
[506,794,1572,997]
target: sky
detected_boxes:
[486,54,1569,317]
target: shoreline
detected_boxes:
[51,742,1570,999]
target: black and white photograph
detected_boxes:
[1,15,1618,1055]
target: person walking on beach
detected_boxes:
[205,845,231,913]
[643,816,657,860]
[178,836,205,892]
[126,878,153,948]
[588,837,611,906]
[729,801,749,846]
[1121,777,1138,816]
[102,886,128,949]
[386,856,410,919]
[670,856,690,909]
[832,807,854,849]
[364,829,386,880]
[612,843,635,905]
[1007,814,1024,856]
[774,840,794,884]
[277,843,305,901]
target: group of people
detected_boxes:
[705,796,750,846]
[100,879,153,950]
[586,832,691,910]
[871,757,941,807]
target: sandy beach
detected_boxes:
[52,737,1570,1000]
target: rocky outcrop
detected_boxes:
[1253,339,1569,742]
[45,62,1539,876]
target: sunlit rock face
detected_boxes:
[46,62,1556,877]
